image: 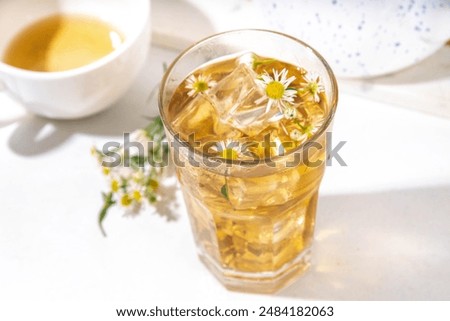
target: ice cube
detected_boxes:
[209,64,282,137]
[236,51,255,67]
[226,166,302,210]
[172,94,241,143]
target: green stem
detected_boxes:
[99,192,116,237]
[293,118,306,131]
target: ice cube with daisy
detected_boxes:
[208,61,292,137]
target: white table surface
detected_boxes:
[1,42,450,305]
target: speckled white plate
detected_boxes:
[259,0,450,78]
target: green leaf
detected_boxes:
[130,155,145,168]
[144,116,164,138]
[220,184,229,200]
[99,192,116,237]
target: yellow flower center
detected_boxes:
[266,81,285,100]
[308,82,318,94]
[194,81,209,93]
[220,149,239,160]
[102,167,110,176]
[111,180,119,192]
[132,190,142,202]
[120,194,132,207]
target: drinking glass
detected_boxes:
[159,29,338,293]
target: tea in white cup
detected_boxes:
[0,0,150,119]
[3,14,125,72]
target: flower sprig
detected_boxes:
[92,116,168,236]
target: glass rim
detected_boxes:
[158,29,339,166]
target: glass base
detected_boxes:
[198,248,311,294]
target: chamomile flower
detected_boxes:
[299,74,325,103]
[185,74,216,97]
[258,68,297,113]
[117,193,129,207]
[129,182,145,205]
[101,167,111,176]
[290,129,307,142]
[210,139,245,160]
[92,116,168,236]
[132,190,143,203]
[283,106,298,120]
[290,117,324,142]
[118,183,144,215]
[111,179,120,193]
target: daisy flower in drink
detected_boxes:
[185,74,216,97]
[299,73,325,103]
[290,128,307,142]
[291,116,325,142]
[283,106,298,120]
[258,68,297,113]
[210,139,246,160]
[306,117,325,137]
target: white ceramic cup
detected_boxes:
[0,0,150,119]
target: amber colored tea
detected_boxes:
[165,53,328,290]
[2,14,124,72]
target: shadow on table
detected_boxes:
[278,185,450,300]
[6,53,163,156]
[7,102,155,156]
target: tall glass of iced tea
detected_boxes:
[159,30,338,293]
